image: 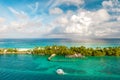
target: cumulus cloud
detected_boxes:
[0,0,120,38]
[48,8,112,38]
[102,0,113,7]
[102,0,120,19]
[45,0,120,38]
[49,7,63,15]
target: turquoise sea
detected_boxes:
[0,38,120,80]
[0,38,120,48]
[0,55,120,80]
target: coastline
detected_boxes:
[0,45,120,57]
[0,48,32,54]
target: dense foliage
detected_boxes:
[0,45,120,56]
[32,45,120,56]
[6,48,18,52]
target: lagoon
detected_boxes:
[0,54,120,80]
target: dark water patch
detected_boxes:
[100,68,120,75]
[0,71,120,80]
[57,67,86,74]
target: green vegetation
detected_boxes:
[0,45,120,56]
[6,48,18,53]
[0,49,4,53]
[32,45,74,55]
[32,45,120,56]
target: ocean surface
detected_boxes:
[0,38,120,80]
[0,54,120,80]
[0,38,120,48]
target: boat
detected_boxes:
[56,69,65,75]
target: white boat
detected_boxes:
[56,69,65,75]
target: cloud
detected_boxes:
[0,25,8,32]
[117,17,120,21]
[102,0,113,7]
[0,17,8,34]
[0,17,6,23]
[8,6,44,34]
[8,7,28,19]
[11,19,42,33]
[48,0,84,8]
[0,19,44,38]
[45,0,120,38]
[49,7,63,15]
[48,8,112,38]
[58,0,84,7]
[1,6,48,38]
[102,0,120,19]
[28,2,39,13]
[0,0,120,38]
[94,9,110,22]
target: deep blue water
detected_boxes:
[0,38,119,48]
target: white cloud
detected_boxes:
[0,6,50,38]
[45,0,120,38]
[48,8,112,38]
[49,7,63,15]
[0,18,8,33]
[117,17,120,21]
[0,25,8,32]
[0,0,120,38]
[102,0,120,8]
[94,9,110,22]
[28,2,39,13]
[0,17,6,23]
[0,19,43,38]
[11,19,42,33]
[58,0,84,6]
[8,6,45,36]
[8,7,28,19]
[48,0,84,8]
[95,28,119,37]
[102,0,120,19]
[102,0,113,7]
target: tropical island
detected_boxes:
[0,45,120,57]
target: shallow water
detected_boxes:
[0,54,120,80]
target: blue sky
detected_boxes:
[0,0,120,38]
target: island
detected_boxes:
[0,45,120,57]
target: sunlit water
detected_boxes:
[0,54,120,80]
[0,38,119,48]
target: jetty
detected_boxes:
[48,54,56,61]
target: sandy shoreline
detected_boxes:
[0,48,33,54]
